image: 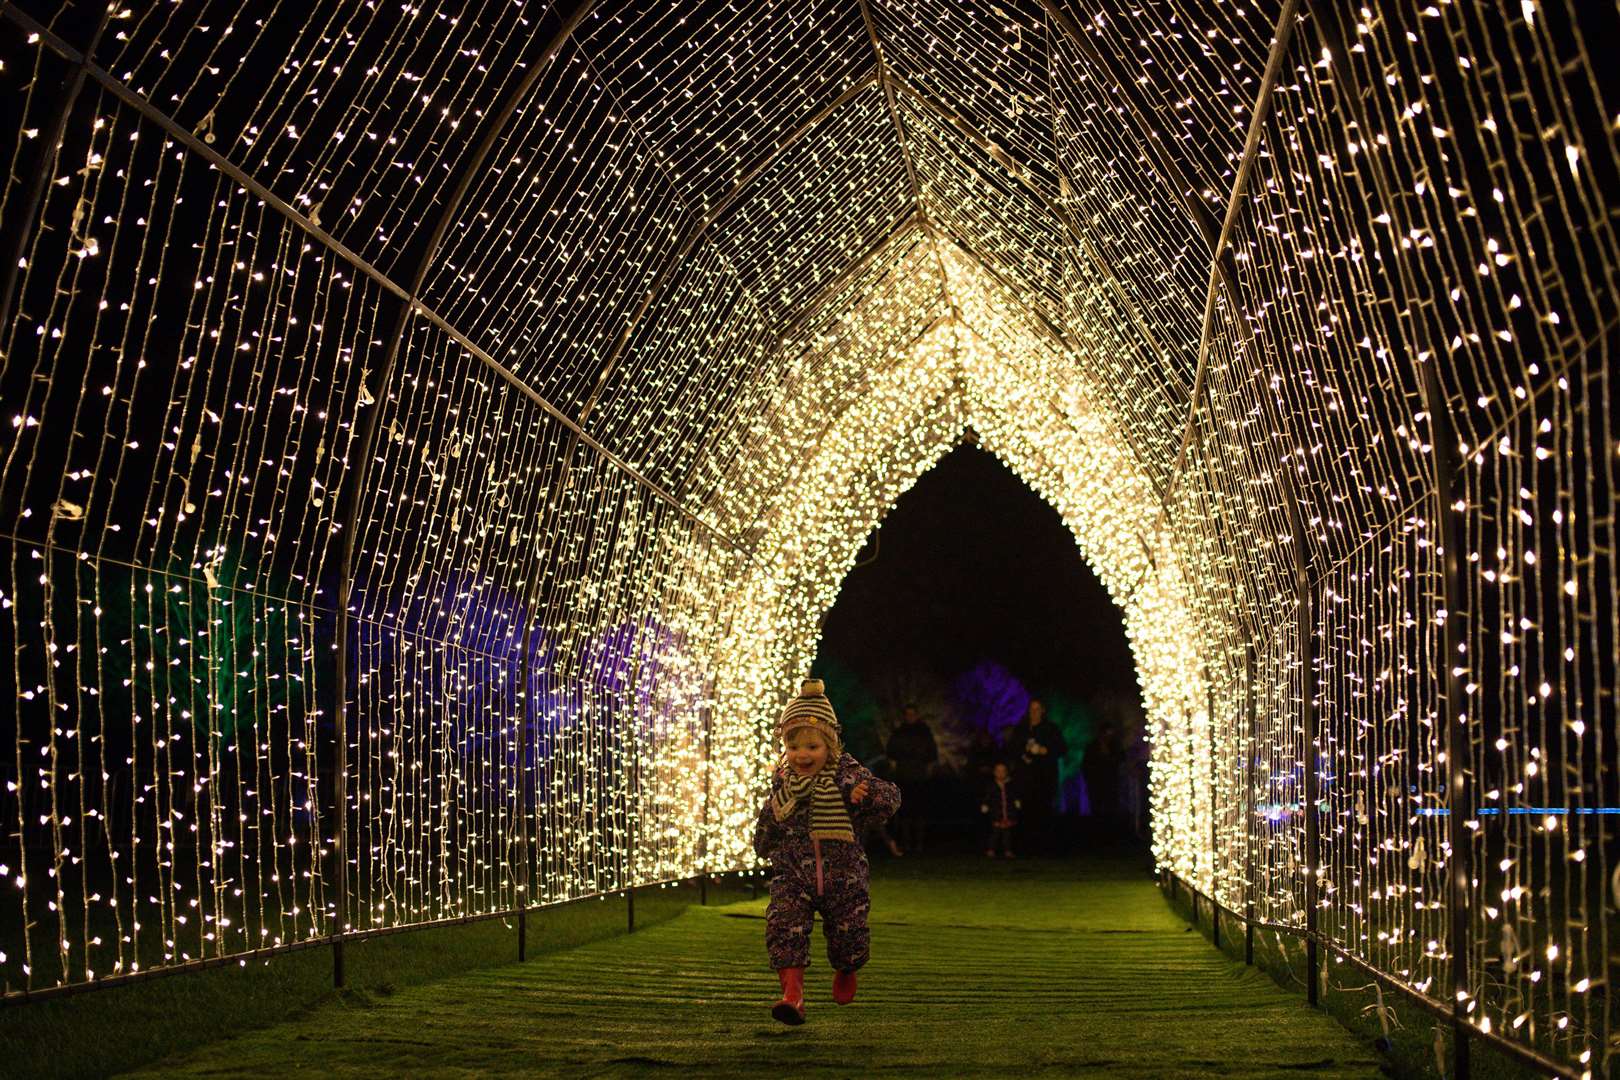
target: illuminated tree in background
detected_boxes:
[952,660,1032,741]
[0,2,1615,1076]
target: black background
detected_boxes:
[814,442,1138,723]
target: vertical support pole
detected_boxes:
[1285,480,1319,1007]
[1424,362,1473,1080]
[700,875,708,906]
[700,693,713,907]
[627,886,635,933]
[333,582,351,990]
[1186,704,1198,924]
[1244,645,1257,966]
[518,632,533,962]
[1303,590,1319,1006]
[1208,671,1220,951]
[314,0,600,993]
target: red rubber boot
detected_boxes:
[832,969,857,1005]
[772,967,806,1025]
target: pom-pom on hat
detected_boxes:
[777,677,841,748]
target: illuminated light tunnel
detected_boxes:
[0,1,1616,1076]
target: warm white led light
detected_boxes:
[0,4,1610,1074]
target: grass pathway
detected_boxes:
[125,857,1383,1078]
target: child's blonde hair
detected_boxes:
[780,722,841,764]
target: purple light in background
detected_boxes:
[951,660,1030,738]
[587,618,677,712]
[590,621,641,696]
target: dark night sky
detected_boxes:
[813,443,1138,711]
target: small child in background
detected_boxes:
[752,678,901,1025]
[980,761,1020,858]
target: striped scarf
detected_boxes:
[772,765,855,843]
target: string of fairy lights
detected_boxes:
[1,1,1614,1075]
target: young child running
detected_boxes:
[752,678,900,1025]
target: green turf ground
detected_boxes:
[121,856,1385,1078]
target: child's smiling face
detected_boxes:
[784,728,830,775]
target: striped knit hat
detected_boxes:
[776,677,841,750]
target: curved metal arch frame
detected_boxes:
[0,14,1570,1072]
[857,0,960,322]
[0,0,722,540]
[1298,7,1476,1075]
[574,0,1285,523]
[0,4,115,364]
[572,73,885,428]
[571,0,1296,466]
[671,207,933,504]
[881,71,1177,391]
[324,1,603,976]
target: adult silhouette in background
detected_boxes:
[886,703,938,854]
[965,725,998,789]
[1083,722,1123,834]
[1002,698,1066,854]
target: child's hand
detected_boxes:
[850,781,870,804]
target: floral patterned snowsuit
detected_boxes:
[752,752,900,972]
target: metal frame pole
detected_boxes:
[1045,0,1300,534]
[1244,645,1257,966]
[574,72,881,425]
[1186,705,1198,928]
[518,629,534,962]
[1284,483,1319,1006]
[0,5,750,566]
[313,0,596,991]
[699,673,715,906]
[1295,8,1476,1061]
[881,73,1172,365]
[1425,360,1474,1080]
[1208,672,1220,950]
[856,0,959,320]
